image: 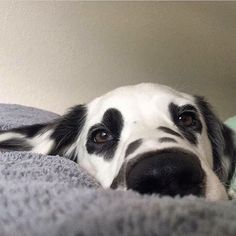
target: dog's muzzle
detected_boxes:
[112,149,206,197]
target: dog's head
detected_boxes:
[1,83,235,200]
[61,83,234,200]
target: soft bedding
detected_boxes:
[0,104,236,236]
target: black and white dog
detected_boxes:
[0,83,235,200]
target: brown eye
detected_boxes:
[93,130,113,144]
[178,112,195,127]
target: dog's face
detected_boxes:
[0,83,235,200]
[63,83,234,200]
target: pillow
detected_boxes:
[225,116,236,197]
[225,116,236,130]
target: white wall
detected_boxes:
[0,2,235,119]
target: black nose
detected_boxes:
[126,149,205,197]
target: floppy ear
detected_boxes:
[0,105,87,162]
[195,96,236,186]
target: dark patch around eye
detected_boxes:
[179,104,198,113]
[86,108,124,160]
[125,139,142,158]
[168,103,202,145]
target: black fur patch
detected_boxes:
[159,137,177,143]
[168,103,202,145]
[49,105,87,156]
[0,123,48,138]
[86,108,124,160]
[158,126,183,139]
[125,139,142,158]
[13,124,48,137]
[195,96,231,183]
[222,124,236,184]
[0,138,32,151]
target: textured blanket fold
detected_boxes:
[0,104,235,236]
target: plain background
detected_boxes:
[0,2,235,119]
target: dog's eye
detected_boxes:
[92,129,113,144]
[178,112,196,127]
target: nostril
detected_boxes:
[126,149,205,197]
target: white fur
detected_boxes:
[0,132,25,142]
[30,130,55,154]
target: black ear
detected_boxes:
[0,105,87,162]
[195,96,236,185]
[49,105,87,158]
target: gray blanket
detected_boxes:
[0,104,235,236]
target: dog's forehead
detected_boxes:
[87,83,195,121]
